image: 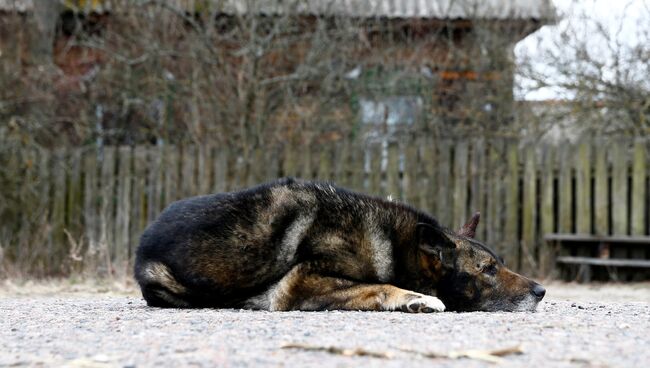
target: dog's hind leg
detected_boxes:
[135,262,191,308]
[244,263,445,313]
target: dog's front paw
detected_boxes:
[402,294,446,313]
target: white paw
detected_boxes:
[404,294,446,313]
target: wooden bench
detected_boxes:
[545,234,650,282]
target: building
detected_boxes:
[0,1,555,144]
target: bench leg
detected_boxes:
[606,266,619,282]
[577,264,591,283]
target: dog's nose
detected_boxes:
[531,284,546,300]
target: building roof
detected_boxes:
[1,0,555,21]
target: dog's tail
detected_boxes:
[135,262,190,308]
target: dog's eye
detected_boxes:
[483,264,497,276]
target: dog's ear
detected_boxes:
[457,211,480,238]
[416,223,456,257]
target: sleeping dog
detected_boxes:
[135,178,545,312]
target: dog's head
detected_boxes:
[416,212,545,312]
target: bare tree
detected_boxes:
[517,0,650,137]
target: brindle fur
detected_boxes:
[135,178,545,312]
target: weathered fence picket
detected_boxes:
[594,141,608,235]
[504,142,519,267]
[386,142,400,199]
[558,144,573,234]
[419,137,437,216]
[632,141,647,236]
[51,149,68,263]
[115,146,132,276]
[521,144,537,274]
[99,146,116,274]
[131,147,148,267]
[453,141,469,231]
[612,142,629,236]
[369,144,382,196]
[436,141,452,226]
[469,139,486,240]
[575,142,591,234]
[539,145,555,274]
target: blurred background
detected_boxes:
[0,0,648,281]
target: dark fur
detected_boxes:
[135,178,545,312]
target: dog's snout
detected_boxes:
[531,283,546,300]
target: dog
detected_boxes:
[135,178,545,312]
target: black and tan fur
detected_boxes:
[135,178,545,312]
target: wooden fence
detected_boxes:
[2,136,649,278]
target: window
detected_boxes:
[359,96,423,126]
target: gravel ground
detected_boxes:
[1,281,649,368]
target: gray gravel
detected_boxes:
[1,292,649,367]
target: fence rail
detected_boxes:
[2,137,649,278]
